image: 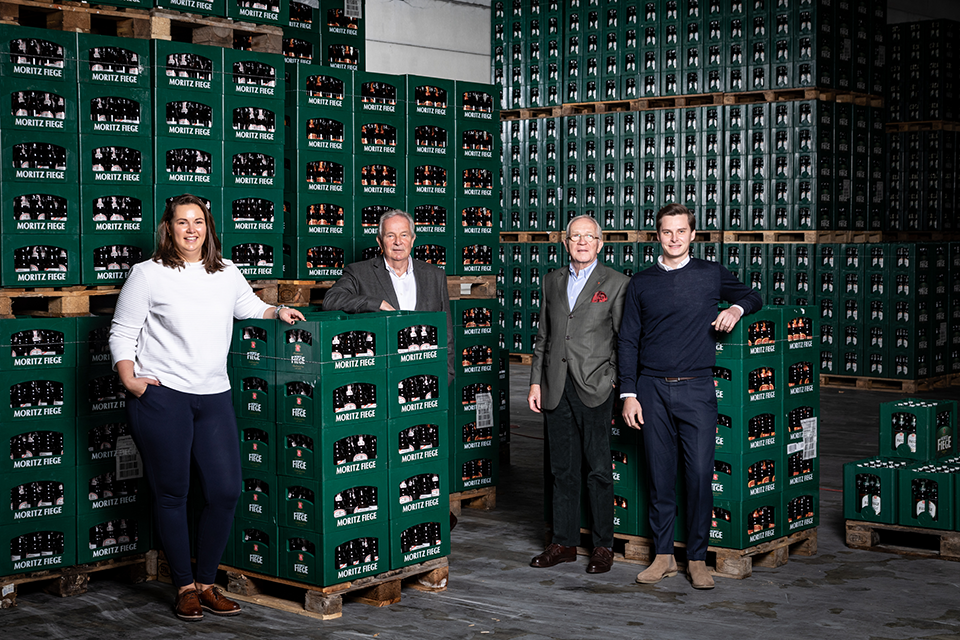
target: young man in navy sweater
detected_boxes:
[618,204,762,589]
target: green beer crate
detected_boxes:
[279,312,384,376]
[388,459,448,519]
[284,234,352,280]
[77,32,150,90]
[451,410,499,459]
[456,197,498,242]
[0,516,76,577]
[285,150,351,195]
[79,136,153,187]
[276,423,318,480]
[2,129,78,186]
[80,232,153,287]
[713,449,784,501]
[224,48,285,101]
[278,527,321,584]
[237,469,278,524]
[277,476,323,531]
[843,456,910,524]
[76,461,149,517]
[715,405,781,454]
[238,419,275,475]
[75,316,112,368]
[408,159,454,201]
[226,0,288,25]
[287,0,320,31]
[354,72,406,121]
[231,367,276,422]
[154,90,221,140]
[319,523,390,586]
[285,63,353,111]
[897,457,960,531]
[76,414,130,465]
[384,311,449,370]
[319,469,388,531]
[222,233,283,279]
[387,411,448,470]
[453,448,499,493]
[314,369,388,427]
[713,354,782,407]
[450,375,496,421]
[0,317,77,372]
[386,366,448,419]
[1,367,77,424]
[76,507,151,565]
[230,518,278,576]
[0,25,77,86]
[151,39,223,97]
[355,154,405,201]
[879,398,957,461]
[714,306,782,359]
[453,236,500,277]
[783,353,819,402]
[3,467,75,526]
[153,136,222,188]
[231,318,278,372]
[319,421,387,480]
[274,311,343,373]
[407,198,455,238]
[286,107,354,154]
[785,440,820,491]
[710,494,782,550]
[2,79,77,134]
[389,506,450,570]
[284,190,352,239]
[4,421,75,475]
[783,486,819,535]
[156,0,224,15]
[80,185,153,235]
[225,100,282,145]
[223,142,282,190]
[454,332,498,378]
[274,371,320,427]
[76,364,126,417]
[222,189,283,234]
[784,394,819,450]
[2,183,79,236]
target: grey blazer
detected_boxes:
[530,262,629,410]
[322,257,455,382]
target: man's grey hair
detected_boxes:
[565,214,602,239]
[378,209,416,241]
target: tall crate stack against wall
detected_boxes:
[227,310,450,584]
[284,0,321,66]
[1,316,153,578]
[711,305,820,549]
[1,26,80,286]
[76,34,153,287]
[285,63,354,279]
[844,399,959,531]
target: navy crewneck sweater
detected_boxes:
[617,259,763,394]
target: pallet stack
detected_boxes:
[225,310,451,586]
[844,399,960,538]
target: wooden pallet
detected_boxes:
[722,88,837,105]
[219,557,448,620]
[632,93,725,110]
[578,527,817,580]
[449,486,496,517]
[881,231,960,243]
[819,374,959,393]
[0,551,157,609]
[509,352,533,365]
[0,0,281,52]
[500,106,564,121]
[275,280,335,307]
[845,520,960,561]
[0,285,121,318]
[448,275,496,300]
[249,279,279,305]
[885,120,960,133]
[723,230,820,244]
[499,231,561,244]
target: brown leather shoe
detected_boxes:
[530,543,577,568]
[585,546,614,574]
[174,589,203,622]
[197,585,242,616]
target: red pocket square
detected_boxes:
[591,291,608,303]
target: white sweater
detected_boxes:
[109,259,271,394]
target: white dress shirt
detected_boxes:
[386,257,417,310]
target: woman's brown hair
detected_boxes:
[153,194,226,274]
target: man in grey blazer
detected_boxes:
[322,209,455,382]
[527,215,629,574]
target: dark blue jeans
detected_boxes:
[126,385,241,587]
[638,375,716,561]
[544,376,615,549]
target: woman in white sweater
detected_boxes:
[110,194,304,621]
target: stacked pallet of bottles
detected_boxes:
[844,398,959,532]
[283,67,502,280]
[493,0,884,111]
[226,309,451,585]
[282,0,365,71]
[604,305,819,549]
[0,26,288,285]
[1,316,153,578]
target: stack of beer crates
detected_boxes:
[844,399,959,532]
[226,309,451,585]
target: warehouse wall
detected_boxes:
[364,0,491,82]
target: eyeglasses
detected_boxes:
[568,232,599,242]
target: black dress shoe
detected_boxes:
[530,543,577,568]
[585,546,614,574]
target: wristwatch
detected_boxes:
[275,305,290,319]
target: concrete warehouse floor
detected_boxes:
[5,364,960,640]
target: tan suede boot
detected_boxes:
[635,554,678,584]
[687,560,715,589]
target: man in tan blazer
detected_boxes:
[527,215,629,574]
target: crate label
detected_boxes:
[400,398,440,413]
[338,561,376,580]
[801,416,818,460]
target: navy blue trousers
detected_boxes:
[544,376,615,549]
[126,385,241,587]
[638,375,716,561]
